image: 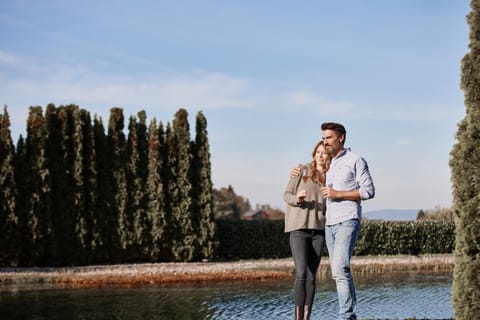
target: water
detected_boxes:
[0,272,453,320]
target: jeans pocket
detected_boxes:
[340,219,359,228]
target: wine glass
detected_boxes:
[302,166,308,182]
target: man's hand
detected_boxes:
[321,187,361,201]
[321,186,336,199]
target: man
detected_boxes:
[291,122,375,319]
[320,122,375,319]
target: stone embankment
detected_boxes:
[0,254,453,289]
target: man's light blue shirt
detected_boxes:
[325,148,375,225]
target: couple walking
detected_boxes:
[284,122,375,320]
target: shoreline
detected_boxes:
[0,254,453,289]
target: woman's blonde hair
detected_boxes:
[308,141,331,184]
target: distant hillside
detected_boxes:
[363,209,418,221]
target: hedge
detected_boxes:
[215,219,455,260]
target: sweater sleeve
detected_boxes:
[283,175,302,206]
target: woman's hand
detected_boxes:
[296,189,307,203]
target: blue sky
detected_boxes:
[0,0,470,213]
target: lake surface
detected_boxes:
[0,272,453,320]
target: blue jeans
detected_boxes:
[289,229,325,307]
[325,219,360,320]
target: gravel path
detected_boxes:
[0,254,453,288]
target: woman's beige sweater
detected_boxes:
[283,165,326,233]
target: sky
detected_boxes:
[0,0,471,213]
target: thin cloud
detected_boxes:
[1,53,354,115]
[1,51,462,142]
[0,50,20,66]
[283,90,357,116]
[360,102,464,123]
[0,55,253,109]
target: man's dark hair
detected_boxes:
[321,122,347,144]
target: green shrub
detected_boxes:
[215,219,455,260]
[355,220,454,256]
[215,219,290,260]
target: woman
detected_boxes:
[283,141,331,320]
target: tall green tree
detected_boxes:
[14,135,30,266]
[146,119,168,261]
[135,111,149,255]
[44,104,87,265]
[126,111,149,260]
[166,109,195,261]
[45,104,68,265]
[25,106,53,265]
[108,108,129,258]
[80,109,99,264]
[450,0,480,317]
[191,111,217,260]
[162,122,174,260]
[93,115,118,262]
[65,105,88,263]
[0,106,18,266]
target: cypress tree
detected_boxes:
[0,106,19,266]
[47,104,84,265]
[146,119,168,261]
[136,111,149,256]
[25,106,53,265]
[166,108,195,262]
[450,0,480,317]
[124,114,137,259]
[80,109,99,264]
[146,119,167,261]
[45,104,66,265]
[125,111,149,260]
[44,104,86,265]
[14,135,30,266]
[65,105,88,264]
[108,108,129,259]
[191,111,217,260]
[93,115,118,262]
[163,122,174,261]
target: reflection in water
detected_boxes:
[0,272,453,320]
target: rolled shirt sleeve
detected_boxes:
[356,157,375,200]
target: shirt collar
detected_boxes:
[333,147,348,160]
